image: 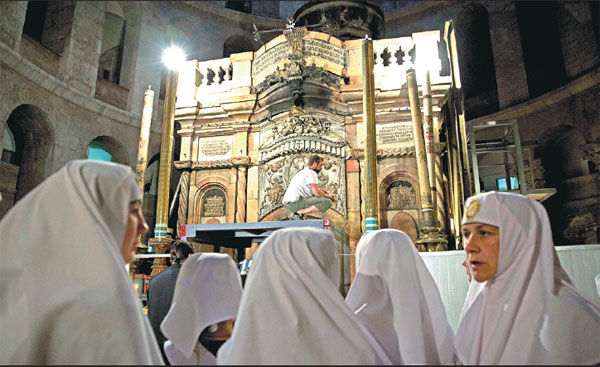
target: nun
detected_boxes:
[0,160,163,364]
[345,229,455,365]
[455,191,600,364]
[160,253,243,365]
[217,227,393,364]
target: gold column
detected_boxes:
[135,87,155,198]
[406,68,447,251]
[362,37,378,232]
[149,69,179,277]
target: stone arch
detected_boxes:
[536,125,589,187]
[454,3,499,119]
[86,135,129,165]
[223,35,257,58]
[377,163,420,234]
[191,178,235,224]
[2,104,54,205]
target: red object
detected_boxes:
[323,219,331,230]
[180,225,186,237]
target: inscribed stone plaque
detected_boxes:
[202,189,226,217]
[198,136,232,161]
[376,122,414,145]
[386,180,417,210]
[253,43,289,77]
[303,39,347,68]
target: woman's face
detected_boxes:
[121,200,149,264]
[462,222,500,282]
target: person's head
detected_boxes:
[461,194,500,282]
[308,155,324,173]
[169,240,194,265]
[160,253,242,359]
[121,200,149,264]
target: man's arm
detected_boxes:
[310,183,335,201]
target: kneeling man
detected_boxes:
[282,155,335,220]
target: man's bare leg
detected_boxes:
[297,205,320,215]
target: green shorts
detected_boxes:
[284,196,332,214]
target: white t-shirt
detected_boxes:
[282,167,318,203]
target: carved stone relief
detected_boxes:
[258,153,347,220]
[201,189,226,217]
[386,180,417,210]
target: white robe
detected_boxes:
[161,253,243,365]
[346,228,455,365]
[0,160,163,364]
[216,227,393,365]
[455,191,600,365]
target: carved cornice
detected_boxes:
[188,156,252,170]
[581,142,600,167]
[260,135,346,163]
[174,160,193,170]
[350,143,446,159]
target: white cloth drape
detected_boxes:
[216,227,393,365]
[0,160,163,364]
[346,229,455,365]
[161,252,243,365]
[455,191,600,365]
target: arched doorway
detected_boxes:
[1,105,54,217]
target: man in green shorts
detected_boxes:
[282,155,335,220]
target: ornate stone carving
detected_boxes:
[386,180,417,210]
[251,59,342,94]
[258,154,347,220]
[350,143,445,160]
[259,113,345,164]
[202,189,226,217]
[581,142,600,171]
[190,156,251,170]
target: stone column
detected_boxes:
[361,37,379,232]
[135,87,154,196]
[236,165,248,223]
[176,170,190,238]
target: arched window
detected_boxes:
[85,136,128,165]
[22,1,74,55]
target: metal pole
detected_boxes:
[422,70,437,220]
[155,69,179,239]
[512,119,527,194]
[362,37,379,232]
[149,69,178,278]
[469,125,480,194]
[135,87,155,199]
[406,68,447,251]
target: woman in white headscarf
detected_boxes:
[0,159,163,364]
[160,252,243,365]
[346,229,455,365]
[455,191,600,365]
[216,227,393,365]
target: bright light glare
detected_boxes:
[162,46,186,70]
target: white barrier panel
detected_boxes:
[419,244,600,333]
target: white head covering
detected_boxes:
[161,252,243,365]
[0,159,163,364]
[346,229,455,365]
[216,227,393,365]
[455,191,600,364]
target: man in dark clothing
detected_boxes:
[147,240,194,364]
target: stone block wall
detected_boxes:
[0,2,26,52]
